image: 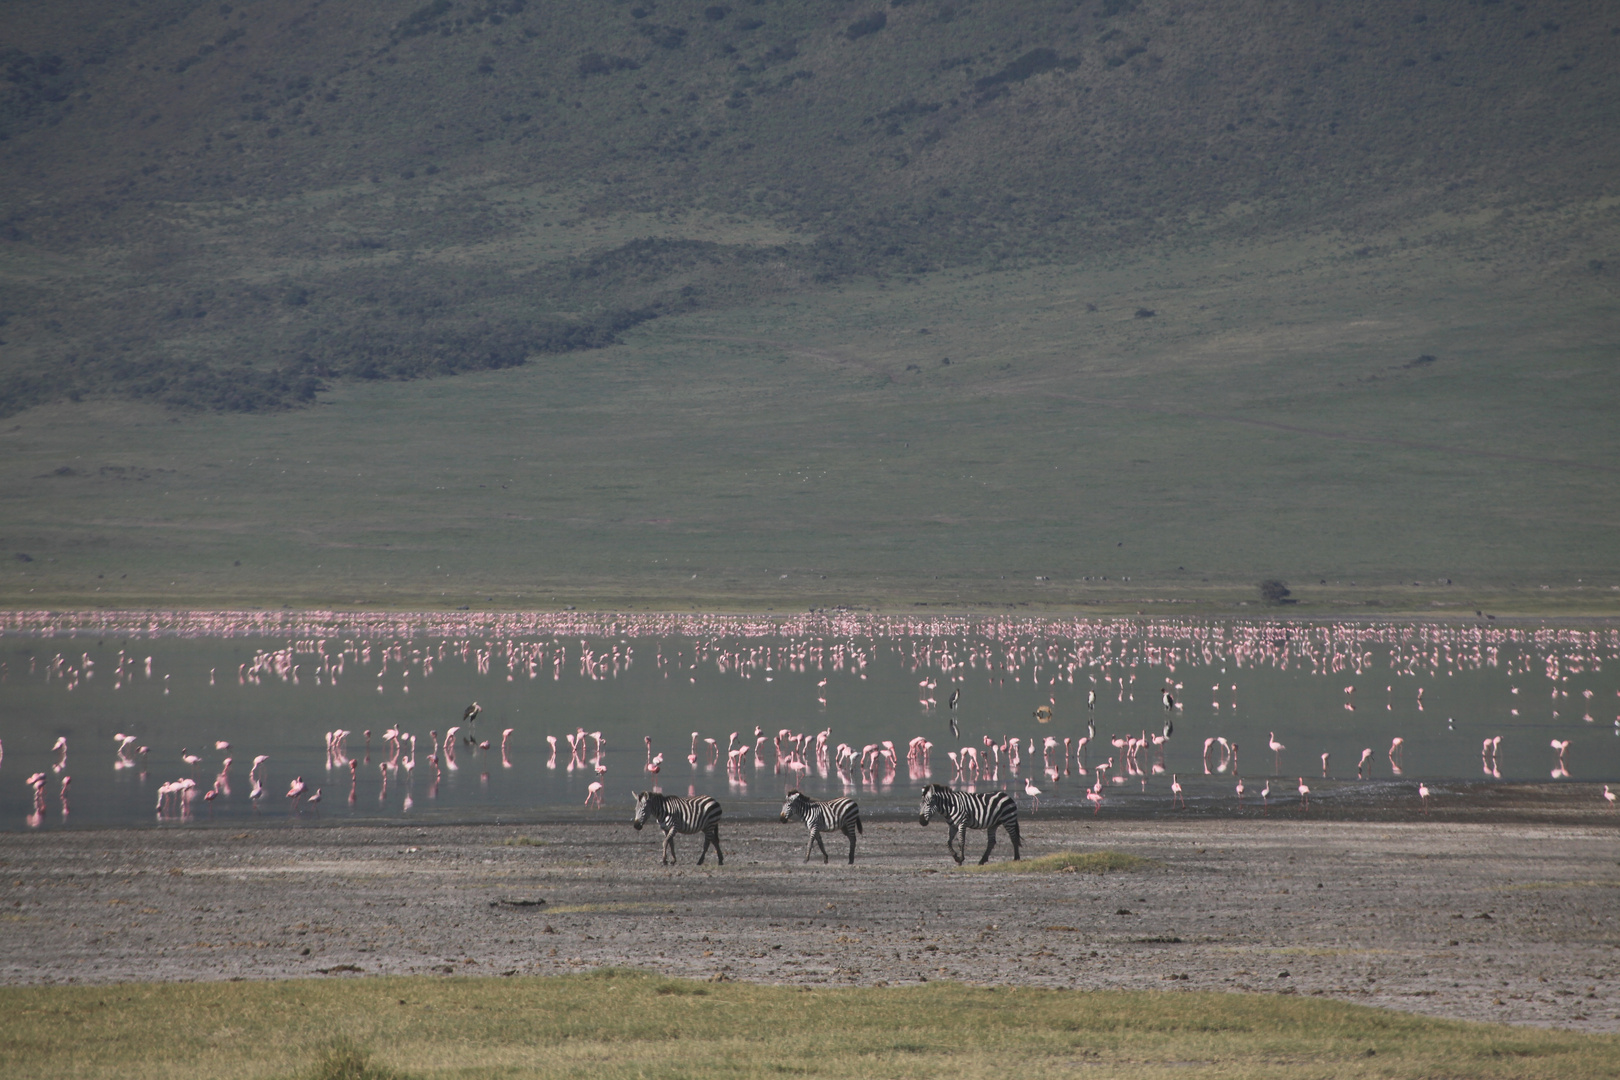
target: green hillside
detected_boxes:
[1,0,1616,612]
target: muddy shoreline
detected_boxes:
[3,800,1618,1033]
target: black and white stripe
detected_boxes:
[780,790,863,864]
[632,791,724,865]
[917,783,1021,865]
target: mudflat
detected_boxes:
[2,805,1616,1033]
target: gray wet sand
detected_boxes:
[2,814,1617,1033]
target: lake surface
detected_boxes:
[2,611,1615,830]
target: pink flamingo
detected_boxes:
[286,776,306,813]
[1296,777,1310,811]
[1023,776,1041,810]
[1357,748,1373,779]
[1418,783,1430,815]
[1604,785,1616,809]
[1268,732,1285,773]
[1260,780,1271,815]
[1170,774,1184,809]
[1235,776,1244,806]
[584,781,604,808]
[1320,752,1329,778]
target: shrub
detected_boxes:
[637,24,687,49]
[398,0,452,37]
[577,52,639,77]
[846,12,887,40]
[301,1042,411,1080]
[1258,580,1295,604]
[974,48,1076,91]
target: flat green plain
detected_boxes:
[3,205,1616,614]
[5,971,1618,1080]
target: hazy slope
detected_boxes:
[1,0,1616,411]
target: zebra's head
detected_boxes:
[918,784,945,826]
[632,790,655,830]
[780,790,810,824]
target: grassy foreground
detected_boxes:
[3,970,1616,1080]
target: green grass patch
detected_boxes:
[2,971,1615,1080]
[968,850,1157,874]
[299,1041,413,1080]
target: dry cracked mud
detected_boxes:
[2,810,1618,1033]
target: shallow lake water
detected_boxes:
[2,611,1616,830]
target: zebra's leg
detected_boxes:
[711,826,724,865]
[1009,820,1022,861]
[804,829,817,863]
[947,822,965,864]
[844,825,857,864]
[662,827,676,865]
[815,831,829,863]
[980,823,998,865]
[697,829,710,865]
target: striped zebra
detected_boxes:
[632,790,724,865]
[779,790,863,864]
[917,783,1021,865]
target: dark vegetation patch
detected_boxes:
[845,13,887,41]
[1259,580,1296,605]
[577,52,640,77]
[973,48,1079,93]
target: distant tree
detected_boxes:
[1258,580,1294,604]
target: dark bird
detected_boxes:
[1161,687,1175,710]
[462,702,481,724]
[1087,688,1096,711]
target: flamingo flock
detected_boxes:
[1,610,1615,828]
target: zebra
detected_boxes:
[917,783,1021,865]
[632,790,724,865]
[779,790,863,864]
